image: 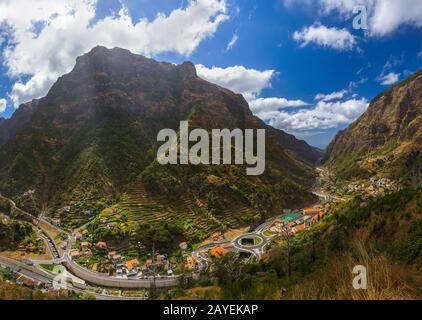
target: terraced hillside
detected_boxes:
[0,46,319,252]
[90,177,257,245]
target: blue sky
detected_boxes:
[0,0,421,148]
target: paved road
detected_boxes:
[1,193,180,289]
[0,256,147,300]
[193,169,332,262]
[62,252,181,288]
[0,170,333,291]
[0,194,63,259]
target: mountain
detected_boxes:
[177,187,422,300]
[0,99,39,146]
[0,46,320,243]
[324,70,422,185]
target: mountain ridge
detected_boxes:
[0,46,320,241]
[323,69,422,185]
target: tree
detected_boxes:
[81,292,96,300]
[211,252,247,287]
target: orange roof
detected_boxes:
[108,251,116,257]
[209,246,229,258]
[97,241,107,246]
[304,208,319,214]
[75,232,82,237]
[293,224,305,232]
[70,250,80,257]
[186,256,197,269]
[311,214,319,221]
[126,259,139,271]
[81,242,89,247]
[274,219,282,224]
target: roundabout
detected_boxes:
[235,234,266,249]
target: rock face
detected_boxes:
[0,46,320,230]
[324,70,422,185]
[0,100,39,146]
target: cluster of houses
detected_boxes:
[115,253,176,278]
[182,240,227,271]
[69,232,177,278]
[268,208,325,235]
[186,244,231,271]
[346,177,399,201]
[69,233,107,260]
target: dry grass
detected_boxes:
[287,239,420,300]
[174,286,223,300]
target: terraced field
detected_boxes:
[107,178,258,243]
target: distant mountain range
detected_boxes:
[0,47,321,238]
[324,70,422,186]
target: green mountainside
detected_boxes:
[323,70,422,185]
[0,46,321,244]
[177,188,422,300]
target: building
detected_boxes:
[281,213,301,223]
[70,250,81,260]
[303,208,320,215]
[292,224,305,233]
[209,246,229,258]
[81,242,90,251]
[75,232,83,241]
[186,256,197,270]
[113,255,123,263]
[126,259,140,273]
[108,252,123,263]
[96,241,107,250]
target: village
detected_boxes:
[186,206,327,273]
[69,234,178,279]
[64,203,328,278]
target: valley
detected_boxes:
[0,47,420,301]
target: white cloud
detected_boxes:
[293,24,356,51]
[0,0,229,108]
[259,98,369,131]
[226,33,239,51]
[0,99,7,113]
[196,63,369,133]
[196,64,275,101]
[196,64,310,115]
[378,72,400,85]
[249,97,309,114]
[315,89,347,101]
[318,0,422,36]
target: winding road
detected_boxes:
[0,168,334,293]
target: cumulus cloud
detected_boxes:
[261,98,369,132]
[377,72,400,85]
[196,64,310,115]
[197,62,370,132]
[226,33,239,51]
[0,99,7,113]
[318,0,422,36]
[249,97,309,113]
[293,24,356,50]
[0,0,229,107]
[196,64,275,101]
[315,89,347,101]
